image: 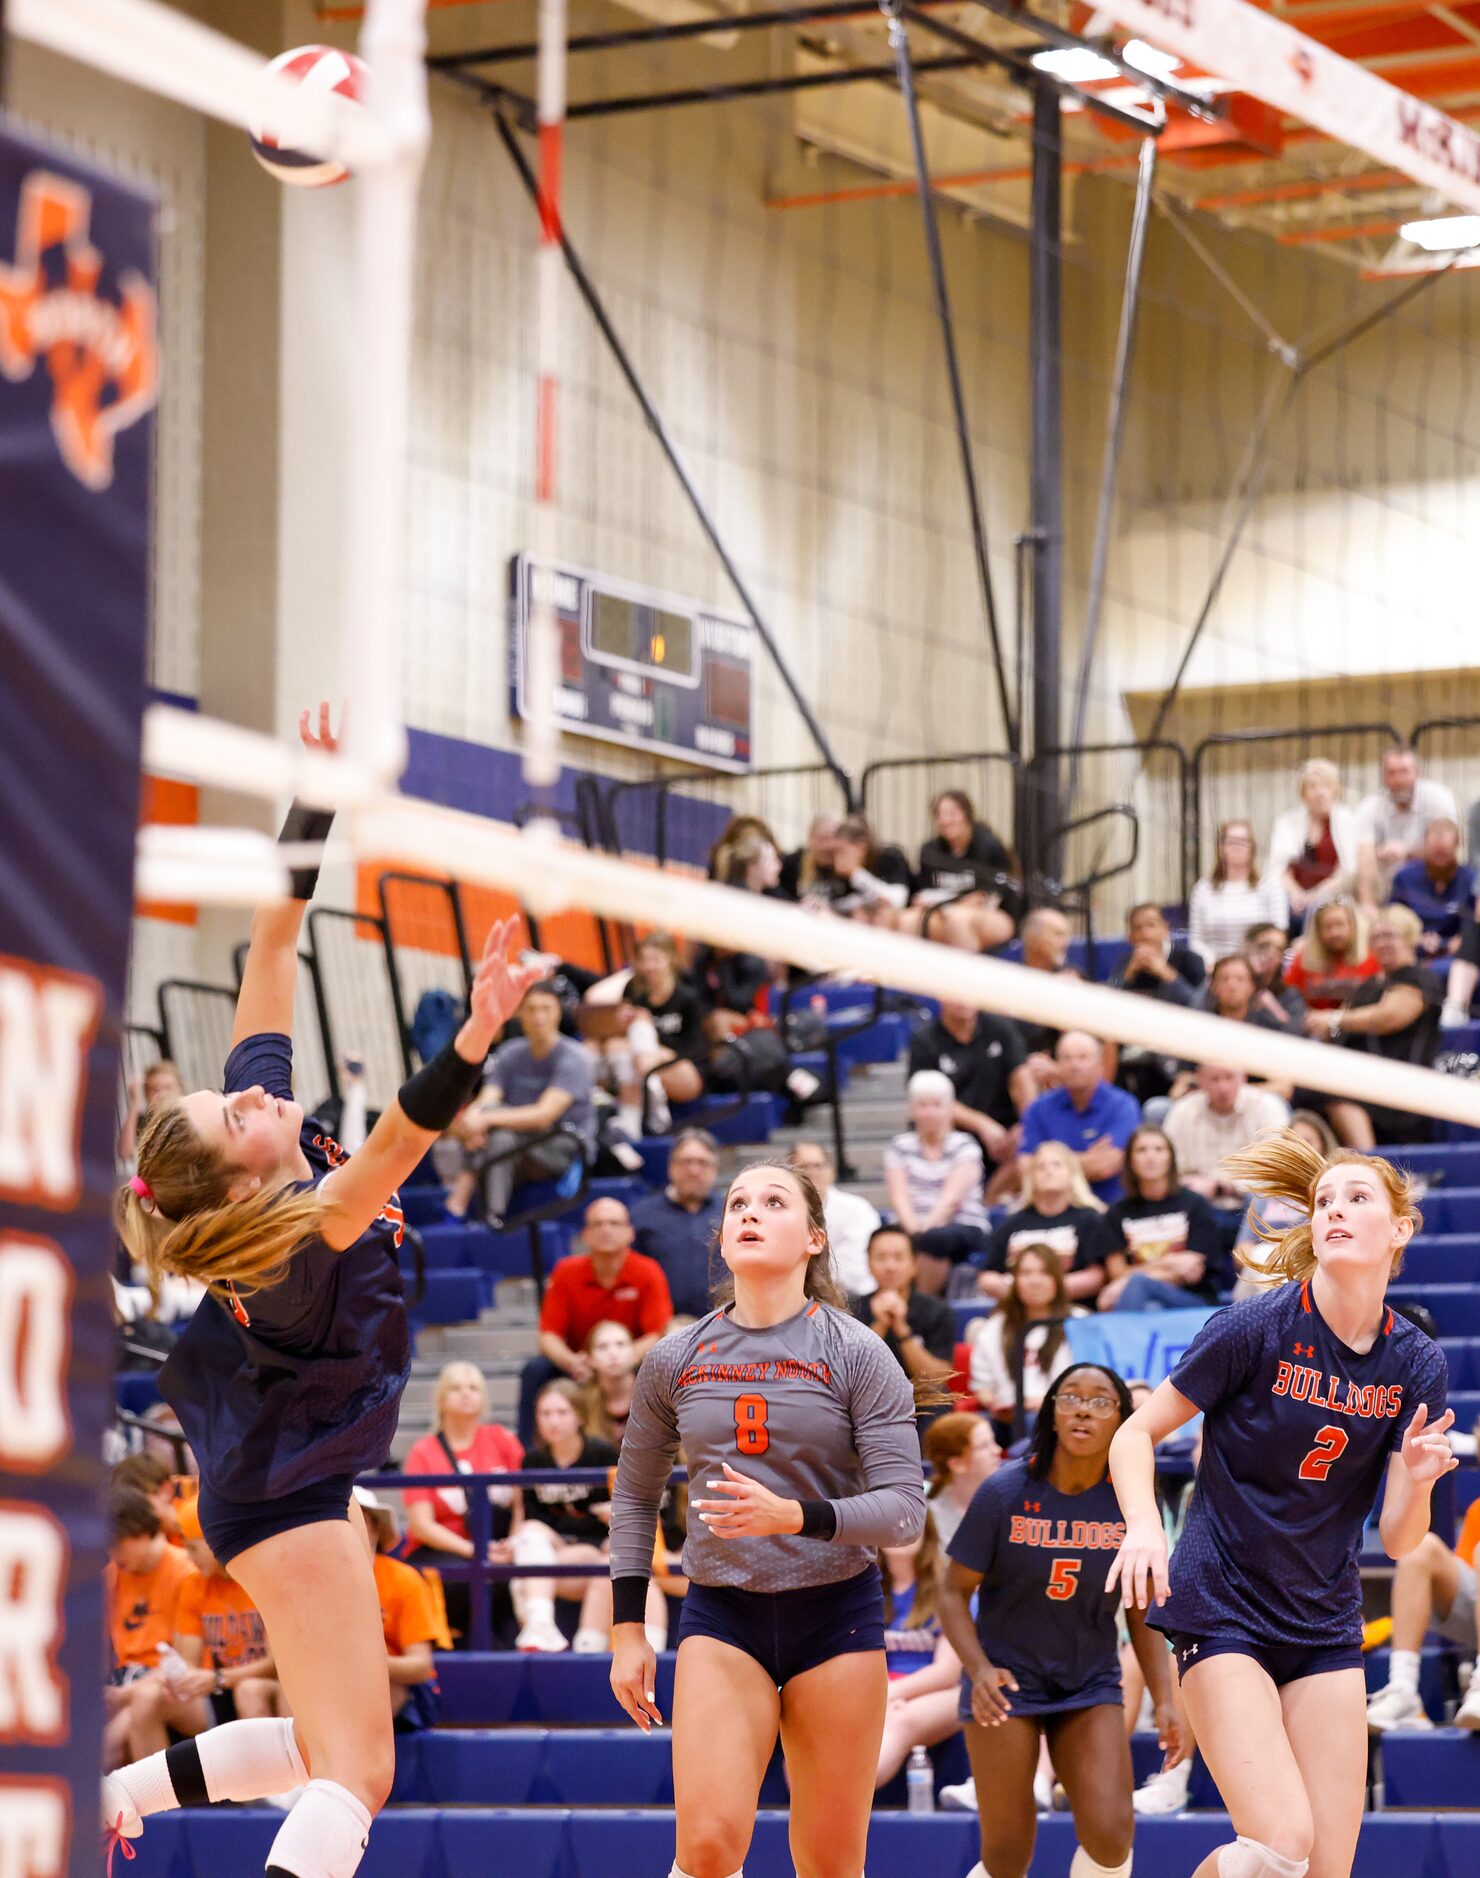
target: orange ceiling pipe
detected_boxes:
[1277,215,1405,243]
[1361,48,1480,93]
[1195,167,1417,209]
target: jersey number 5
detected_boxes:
[1298,1425,1349,1482]
[734,1393,770,1456]
[1046,1557,1081,1601]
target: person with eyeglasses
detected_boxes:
[937,1364,1181,1878]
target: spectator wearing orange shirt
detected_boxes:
[354,1489,442,1728]
[102,1489,198,1768]
[111,1454,186,1545]
[117,1498,285,1762]
[1366,1479,1480,1733]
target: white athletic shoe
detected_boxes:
[515,1616,570,1653]
[571,1627,610,1654]
[1133,1764,1191,1817]
[938,1777,977,1812]
[1365,1682,1432,1734]
[101,1775,141,1841]
[1033,1769,1055,1813]
[1453,1669,1480,1730]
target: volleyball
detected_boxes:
[249,45,367,189]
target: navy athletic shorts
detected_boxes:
[198,1473,354,1567]
[957,1669,1124,1723]
[1169,1632,1364,1687]
[677,1565,885,1687]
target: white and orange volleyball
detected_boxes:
[249,45,368,189]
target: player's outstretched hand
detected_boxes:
[298,700,341,754]
[1106,1515,1169,1611]
[692,1462,804,1538]
[610,1626,663,1734]
[969,1662,1018,1727]
[1401,1402,1459,1485]
[468,920,553,1042]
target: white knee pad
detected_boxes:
[1071,1848,1131,1878]
[1217,1838,1309,1878]
[266,1779,372,1878]
[668,1867,742,1878]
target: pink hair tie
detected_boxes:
[129,1175,152,1200]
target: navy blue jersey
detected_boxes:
[948,1457,1126,1705]
[1153,1281,1448,1648]
[159,1033,411,1502]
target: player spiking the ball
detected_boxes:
[104,704,547,1878]
[1107,1132,1456,1878]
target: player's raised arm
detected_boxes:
[231,703,338,1047]
[318,920,546,1251]
[1106,1379,1199,1609]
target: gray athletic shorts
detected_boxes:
[1438,1559,1479,1647]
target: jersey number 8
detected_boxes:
[734,1393,770,1456]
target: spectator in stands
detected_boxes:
[852,1224,956,1386]
[1243,922,1307,1028]
[580,1320,639,1448]
[1268,757,1358,928]
[441,980,595,1225]
[922,1411,1002,1550]
[1306,903,1443,1148]
[513,1377,668,1654]
[875,1513,964,1789]
[884,1071,992,1291]
[102,1488,198,1768]
[968,1245,1082,1437]
[1111,903,1206,1106]
[1441,896,1480,1029]
[1097,1124,1224,1311]
[1204,953,1295,1036]
[901,789,1017,952]
[778,812,841,902]
[908,999,1033,1183]
[1390,816,1475,962]
[137,1402,198,1477]
[1163,1064,1290,1204]
[1232,1110,1338,1298]
[1019,1030,1141,1204]
[117,1060,183,1166]
[788,1140,880,1297]
[115,1496,284,1764]
[1356,743,1458,912]
[810,814,913,924]
[351,1490,444,1728]
[403,1360,524,1647]
[111,1452,184,1544]
[620,932,707,1133]
[1188,823,1288,968]
[707,813,780,884]
[692,834,784,1041]
[630,1128,724,1316]
[522,1197,673,1443]
[978,1139,1109,1305]
[1366,1491,1480,1733]
[1017,907,1074,1090]
[1284,899,1378,1012]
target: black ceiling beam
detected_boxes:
[965,0,1220,122]
[552,49,1003,119]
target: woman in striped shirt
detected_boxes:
[1188,821,1289,968]
[884,1071,991,1293]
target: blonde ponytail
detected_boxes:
[115,1100,330,1305]
[1223,1130,1421,1285]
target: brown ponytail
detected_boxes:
[1223,1130,1421,1284]
[116,1100,330,1304]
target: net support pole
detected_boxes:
[1026,76,1064,886]
[493,110,854,805]
[885,2,1017,757]
[523,0,568,796]
[1065,132,1157,825]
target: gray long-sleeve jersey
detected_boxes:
[609,1300,927,1592]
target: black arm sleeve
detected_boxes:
[399,1041,483,1131]
[277,801,336,902]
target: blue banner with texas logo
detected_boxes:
[1066,1306,1216,1392]
[0,122,156,1878]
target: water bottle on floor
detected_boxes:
[906,1745,935,1814]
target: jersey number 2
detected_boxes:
[1298,1425,1349,1482]
[734,1393,770,1456]
[1046,1558,1081,1601]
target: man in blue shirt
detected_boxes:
[1018,1030,1141,1203]
[443,982,595,1224]
[629,1128,724,1316]
[1390,817,1476,963]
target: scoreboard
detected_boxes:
[508,555,755,772]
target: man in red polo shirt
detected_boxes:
[517,1197,674,1444]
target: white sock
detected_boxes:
[1070,1845,1132,1878]
[1389,1648,1421,1694]
[266,1779,372,1878]
[617,1103,643,1139]
[118,1721,309,1818]
[627,1018,659,1059]
[572,1627,609,1652]
[510,1522,558,1627]
[1158,1757,1190,1793]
